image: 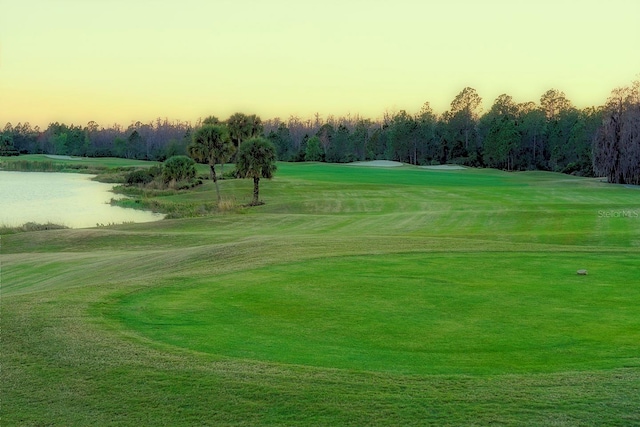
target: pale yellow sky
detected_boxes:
[2,0,639,128]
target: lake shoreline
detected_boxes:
[0,170,164,230]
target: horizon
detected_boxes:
[5,79,637,131]
[2,0,639,129]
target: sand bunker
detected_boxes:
[420,165,466,170]
[348,160,404,167]
[45,155,81,160]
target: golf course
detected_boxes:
[2,157,640,425]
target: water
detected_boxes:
[0,171,164,228]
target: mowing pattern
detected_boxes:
[3,161,640,425]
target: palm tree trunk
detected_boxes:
[252,177,260,205]
[211,164,221,202]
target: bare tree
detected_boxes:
[594,81,640,184]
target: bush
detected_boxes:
[125,165,163,186]
[125,169,154,185]
[0,136,18,156]
[162,155,196,183]
[0,148,19,156]
[222,169,239,180]
[561,160,593,177]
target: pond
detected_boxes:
[0,171,164,228]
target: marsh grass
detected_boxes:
[0,221,69,235]
[110,196,220,218]
[2,159,640,425]
[218,196,238,211]
[1,158,91,172]
[0,155,165,178]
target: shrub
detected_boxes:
[125,169,154,185]
[0,148,19,156]
[222,169,239,180]
[125,165,163,186]
[0,135,19,156]
[162,155,196,183]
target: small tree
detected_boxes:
[162,155,196,184]
[305,136,323,161]
[188,124,234,202]
[235,137,277,206]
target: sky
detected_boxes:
[2,0,639,129]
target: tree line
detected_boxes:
[2,80,639,183]
[262,87,602,176]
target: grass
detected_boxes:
[2,160,640,425]
[0,221,69,235]
[113,252,640,376]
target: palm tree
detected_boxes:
[226,113,264,150]
[235,137,277,206]
[187,124,234,202]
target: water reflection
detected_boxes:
[0,171,164,228]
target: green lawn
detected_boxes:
[2,160,640,425]
[113,252,640,376]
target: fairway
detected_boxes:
[3,160,640,425]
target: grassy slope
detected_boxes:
[2,161,640,425]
